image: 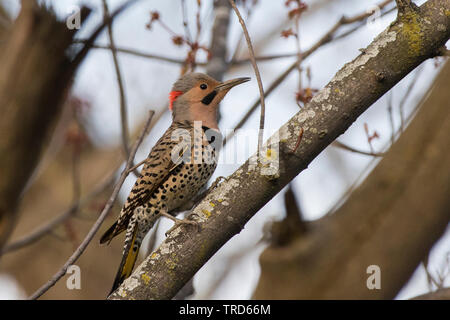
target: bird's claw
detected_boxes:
[161,211,200,236]
[210,176,226,190]
[165,219,199,236]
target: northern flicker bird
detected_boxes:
[100,72,250,294]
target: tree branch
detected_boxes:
[109,0,450,300]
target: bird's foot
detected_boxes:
[160,212,200,236]
[210,176,226,190]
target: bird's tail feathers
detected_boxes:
[100,220,128,245]
[108,222,140,296]
[99,222,118,245]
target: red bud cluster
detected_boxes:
[146,10,160,30]
[285,0,308,19]
[296,87,318,105]
[281,28,295,38]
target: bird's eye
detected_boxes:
[200,83,208,90]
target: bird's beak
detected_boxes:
[215,77,251,91]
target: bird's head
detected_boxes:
[169,72,250,130]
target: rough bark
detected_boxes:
[109,0,450,300]
[0,3,86,250]
[254,60,450,299]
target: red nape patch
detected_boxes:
[169,91,183,111]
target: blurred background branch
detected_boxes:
[0,1,89,251]
[255,60,450,299]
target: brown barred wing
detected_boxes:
[99,123,192,244]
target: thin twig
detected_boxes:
[73,41,192,65]
[291,2,304,97]
[79,42,322,66]
[71,149,82,204]
[206,0,232,82]
[223,0,394,147]
[228,0,266,158]
[181,0,193,44]
[399,65,423,132]
[395,0,417,15]
[223,61,297,146]
[387,91,395,145]
[127,158,147,173]
[102,0,140,178]
[72,1,394,70]
[289,128,304,154]
[343,0,393,23]
[422,259,442,290]
[29,111,155,300]
[102,0,129,156]
[194,0,202,44]
[1,169,118,255]
[332,141,386,157]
